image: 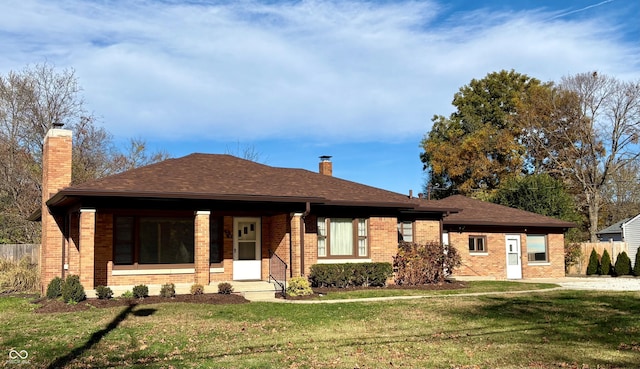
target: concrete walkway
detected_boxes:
[253,276,640,303]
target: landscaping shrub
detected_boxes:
[95,285,113,300]
[286,276,313,297]
[0,257,40,293]
[218,282,233,294]
[393,241,461,285]
[132,284,149,298]
[564,242,582,273]
[613,252,632,276]
[190,283,204,295]
[586,249,599,275]
[160,283,176,298]
[121,290,134,299]
[634,251,640,277]
[309,262,393,288]
[599,249,612,275]
[45,276,64,299]
[61,275,86,303]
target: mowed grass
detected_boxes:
[1,289,639,369]
[314,280,560,299]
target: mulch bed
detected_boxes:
[278,280,468,300]
[32,293,248,314]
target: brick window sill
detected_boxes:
[469,252,489,256]
[527,262,551,266]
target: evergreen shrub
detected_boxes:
[599,249,612,275]
[613,252,632,276]
[46,276,64,299]
[586,249,599,275]
[309,262,393,288]
[132,284,148,298]
[95,285,113,300]
[159,283,176,298]
[286,276,313,296]
[61,275,86,303]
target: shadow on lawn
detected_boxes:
[45,302,156,369]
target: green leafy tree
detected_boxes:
[586,249,599,276]
[421,70,542,198]
[599,249,611,275]
[518,72,640,241]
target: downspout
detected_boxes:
[300,202,311,276]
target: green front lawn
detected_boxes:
[1,289,639,368]
[312,280,560,299]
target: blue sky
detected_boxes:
[1,0,639,195]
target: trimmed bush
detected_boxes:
[95,285,113,300]
[286,276,313,297]
[613,252,632,276]
[634,250,640,277]
[46,276,64,299]
[61,275,86,303]
[218,282,233,294]
[393,241,461,285]
[309,262,393,288]
[190,284,204,295]
[586,249,599,275]
[599,249,612,275]
[160,283,176,298]
[132,284,149,298]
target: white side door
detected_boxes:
[505,235,522,279]
[232,217,262,280]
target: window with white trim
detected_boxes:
[317,217,368,258]
[468,236,486,253]
[527,235,548,262]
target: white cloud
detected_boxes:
[0,0,638,142]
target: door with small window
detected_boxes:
[505,235,522,279]
[232,217,261,280]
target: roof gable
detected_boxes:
[434,195,575,228]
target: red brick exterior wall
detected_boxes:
[94,212,112,286]
[40,129,72,292]
[414,220,441,244]
[448,230,566,279]
[194,211,210,285]
[368,217,398,264]
[79,209,96,288]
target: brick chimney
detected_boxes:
[319,155,332,176]
[40,127,72,292]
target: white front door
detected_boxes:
[505,235,522,279]
[233,217,262,280]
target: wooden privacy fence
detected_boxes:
[568,241,629,275]
[0,244,40,264]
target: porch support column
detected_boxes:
[290,213,303,277]
[79,208,96,289]
[195,211,211,286]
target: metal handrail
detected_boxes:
[268,249,288,299]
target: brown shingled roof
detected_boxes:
[49,154,457,212]
[434,195,575,228]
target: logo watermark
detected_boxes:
[6,349,30,365]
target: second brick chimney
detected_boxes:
[319,156,332,176]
